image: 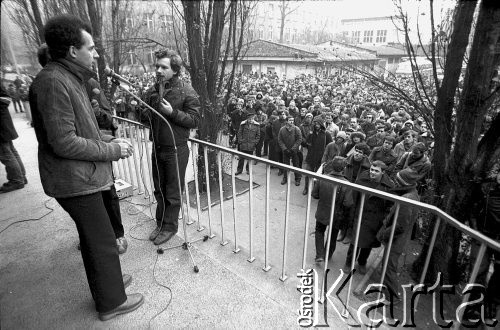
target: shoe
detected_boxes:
[278,170,284,176]
[24,177,28,184]
[235,170,242,176]
[123,274,132,288]
[98,293,144,321]
[295,179,301,186]
[281,177,287,185]
[302,188,308,195]
[153,231,176,245]
[148,226,161,241]
[358,264,367,275]
[342,236,352,245]
[315,257,325,264]
[0,182,24,193]
[337,230,346,242]
[117,237,128,254]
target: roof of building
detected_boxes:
[241,39,377,62]
[354,44,407,56]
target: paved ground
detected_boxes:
[0,105,386,329]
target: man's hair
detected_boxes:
[383,135,395,144]
[371,160,388,170]
[155,49,183,75]
[44,15,92,60]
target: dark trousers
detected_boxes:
[315,222,339,260]
[103,185,124,238]
[0,141,26,185]
[281,150,302,181]
[263,138,270,155]
[381,248,401,296]
[152,144,189,233]
[346,243,372,267]
[57,192,126,313]
[237,149,254,172]
[255,134,265,157]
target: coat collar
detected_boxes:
[53,58,96,83]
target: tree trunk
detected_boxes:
[29,0,45,43]
[414,0,500,284]
[86,0,107,90]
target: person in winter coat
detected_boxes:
[394,142,431,185]
[321,131,347,164]
[393,129,417,162]
[253,105,267,160]
[271,110,288,174]
[236,111,260,175]
[369,135,398,176]
[302,116,333,195]
[312,157,354,263]
[376,174,419,300]
[344,131,366,157]
[343,161,395,274]
[278,115,302,186]
[229,99,247,147]
[0,86,27,192]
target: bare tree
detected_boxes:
[278,0,302,43]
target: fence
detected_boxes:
[113,116,500,328]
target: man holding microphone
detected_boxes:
[141,49,201,246]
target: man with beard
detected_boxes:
[278,115,302,186]
[302,116,332,195]
[394,142,431,185]
[393,129,417,161]
[343,161,395,274]
[369,135,398,176]
[141,49,201,246]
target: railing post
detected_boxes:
[301,177,314,270]
[191,145,204,231]
[130,125,143,195]
[143,127,155,202]
[320,185,339,300]
[343,193,366,317]
[247,159,255,263]
[279,171,292,281]
[218,151,228,246]
[231,154,240,253]
[204,147,215,239]
[263,164,271,271]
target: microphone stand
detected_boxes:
[110,77,208,273]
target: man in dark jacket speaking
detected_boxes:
[141,49,201,246]
[29,15,143,321]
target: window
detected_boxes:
[267,67,275,74]
[126,16,135,28]
[285,28,291,42]
[363,30,373,43]
[351,31,361,44]
[145,13,154,30]
[242,64,252,74]
[376,30,387,43]
[128,51,135,65]
[268,26,273,40]
[161,15,173,34]
[258,29,264,39]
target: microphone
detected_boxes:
[92,88,100,99]
[104,67,136,87]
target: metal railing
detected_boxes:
[112,116,500,328]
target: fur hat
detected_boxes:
[336,131,348,141]
[396,169,418,187]
[350,131,366,141]
[354,142,371,156]
[324,156,346,174]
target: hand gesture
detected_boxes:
[159,98,173,116]
[118,142,133,159]
[91,99,100,114]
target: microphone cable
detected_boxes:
[0,198,55,236]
